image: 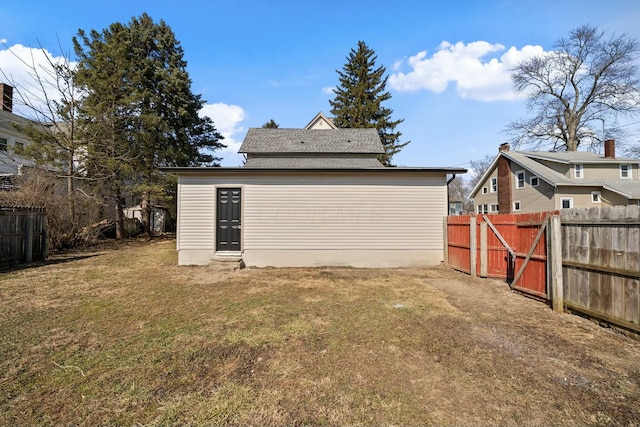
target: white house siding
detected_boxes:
[176,172,448,267]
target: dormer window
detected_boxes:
[574,164,583,179]
[620,164,630,179]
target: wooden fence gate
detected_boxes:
[446,212,553,300]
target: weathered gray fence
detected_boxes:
[0,206,48,266]
[560,206,639,333]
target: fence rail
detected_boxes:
[446,206,640,334]
[0,206,48,266]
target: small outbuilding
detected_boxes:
[163,113,465,267]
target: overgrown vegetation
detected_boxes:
[1,240,639,426]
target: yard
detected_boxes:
[1,238,639,426]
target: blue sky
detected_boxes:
[2,0,640,168]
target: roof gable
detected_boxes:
[304,112,338,130]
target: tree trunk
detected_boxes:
[141,190,151,236]
[67,154,76,234]
[114,187,125,240]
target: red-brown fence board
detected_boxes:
[447,215,472,274]
[512,212,550,298]
[447,212,554,300]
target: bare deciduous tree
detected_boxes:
[508,25,640,152]
[0,40,86,235]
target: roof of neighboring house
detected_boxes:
[519,150,640,165]
[0,152,35,175]
[0,109,36,138]
[471,149,640,200]
[243,156,384,168]
[239,128,385,154]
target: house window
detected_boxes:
[0,138,7,151]
[515,171,525,189]
[620,164,630,179]
[482,187,488,194]
[513,201,521,212]
[477,204,489,214]
[574,164,583,179]
[591,192,601,203]
[530,176,539,187]
[490,204,499,212]
[561,198,573,209]
[14,141,23,150]
[490,177,498,193]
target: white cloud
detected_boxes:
[389,41,545,102]
[1,43,247,166]
[0,43,77,115]
[199,103,246,166]
[321,86,335,95]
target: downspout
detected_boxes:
[446,174,456,215]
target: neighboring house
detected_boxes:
[163,112,466,267]
[471,141,640,214]
[0,84,37,190]
[123,204,172,233]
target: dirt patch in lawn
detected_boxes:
[1,239,639,426]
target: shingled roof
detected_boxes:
[239,128,385,154]
[243,156,384,168]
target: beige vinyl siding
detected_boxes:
[535,159,638,180]
[581,163,637,180]
[556,186,632,209]
[244,177,445,250]
[177,176,216,250]
[176,172,448,265]
[511,167,555,213]
[471,170,498,210]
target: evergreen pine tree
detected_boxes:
[73,14,224,237]
[261,119,279,128]
[329,41,408,166]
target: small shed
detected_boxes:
[163,113,465,267]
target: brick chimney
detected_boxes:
[604,139,615,159]
[0,84,13,113]
[497,145,512,213]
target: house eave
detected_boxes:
[160,166,468,175]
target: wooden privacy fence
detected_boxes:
[0,206,48,266]
[560,206,639,333]
[446,212,552,299]
[446,206,640,334]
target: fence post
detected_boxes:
[549,214,564,313]
[24,213,33,263]
[443,216,449,266]
[470,216,477,278]
[480,220,488,278]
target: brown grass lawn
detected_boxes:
[1,238,639,426]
